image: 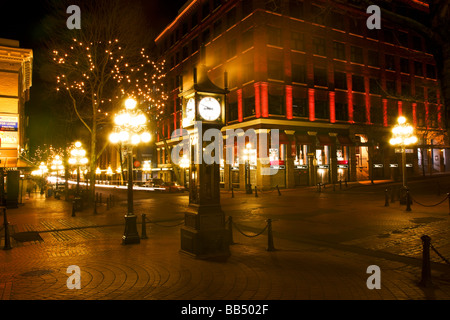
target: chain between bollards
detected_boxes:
[266,219,275,251]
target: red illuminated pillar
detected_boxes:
[437,89,443,128]
[308,88,315,122]
[382,98,388,127]
[329,91,335,123]
[412,102,417,127]
[286,85,293,119]
[398,100,403,117]
[261,82,269,118]
[365,91,371,124]
[237,89,243,122]
[425,101,430,129]
[254,82,261,118]
[347,74,353,123]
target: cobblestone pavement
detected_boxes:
[1,177,450,302]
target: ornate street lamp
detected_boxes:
[243,143,252,194]
[109,98,151,245]
[106,166,113,185]
[69,141,88,196]
[51,155,64,192]
[389,116,418,190]
[39,162,48,194]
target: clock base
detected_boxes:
[180,204,230,260]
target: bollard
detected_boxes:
[96,192,99,203]
[3,207,11,250]
[99,193,102,204]
[231,186,234,198]
[317,183,322,193]
[406,190,411,211]
[419,235,433,287]
[448,193,450,215]
[93,200,97,215]
[345,179,348,188]
[266,219,275,251]
[228,216,235,245]
[255,185,258,197]
[385,188,389,207]
[141,214,148,239]
[339,180,342,190]
[106,198,110,210]
[109,194,113,207]
[72,201,76,217]
[276,185,281,196]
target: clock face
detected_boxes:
[185,98,195,120]
[199,97,221,121]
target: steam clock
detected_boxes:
[179,65,230,259]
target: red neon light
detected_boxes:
[382,99,388,127]
[412,102,417,127]
[237,89,243,122]
[329,91,335,123]
[286,85,293,120]
[398,101,403,116]
[348,91,354,123]
[254,82,261,118]
[308,88,315,121]
[261,82,269,117]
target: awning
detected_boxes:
[337,135,354,146]
[317,135,334,145]
[0,158,35,169]
[295,134,314,145]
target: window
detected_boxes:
[426,64,436,79]
[265,0,282,13]
[182,23,188,37]
[292,64,306,83]
[415,86,424,100]
[428,88,437,103]
[368,50,379,67]
[243,61,254,83]
[202,2,210,19]
[242,0,253,17]
[334,71,347,90]
[385,54,396,71]
[352,75,365,92]
[213,19,223,38]
[213,0,222,10]
[310,5,325,25]
[414,61,423,77]
[242,29,253,51]
[400,58,410,74]
[268,60,283,80]
[226,8,236,29]
[348,18,364,35]
[335,102,348,121]
[269,94,285,115]
[384,28,395,44]
[329,12,346,30]
[227,39,237,59]
[401,83,411,97]
[333,41,345,60]
[370,99,383,124]
[315,99,329,119]
[228,101,238,121]
[291,32,304,51]
[289,0,304,19]
[313,37,326,56]
[202,29,211,44]
[182,45,189,60]
[369,78,381,95]
[386,80,396,96]
[387,101,398,125]
[314,67,328,87]
[353,104,366,123]
[428,104,438,127]
[267,26,282,46]
[412,36,422,51]
[292,97,308,117]
[191,12,198,29]
[397,31,409,47]
[350,46,363,64]
[192,37,199,53]
[243,96,255,117]
[416,103,425,127]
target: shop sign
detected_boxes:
[338,165,349,169]
[373,164,383,168]
[389,164,398,168]
[395,148,414,153]
[295,165,308,169]
[318,165,329,169]
[406,164,413,168]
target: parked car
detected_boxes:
[161,182,185,193]
[143,178,164,188]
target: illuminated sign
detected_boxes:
[0,114,18,149]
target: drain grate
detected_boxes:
[12,232,43,242]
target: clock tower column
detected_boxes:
[179,65,230,259]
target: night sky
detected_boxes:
[0,0,187,150]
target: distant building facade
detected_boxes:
[0,38,33,206]
[154,0,448,190]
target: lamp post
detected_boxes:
[51,155,64,192]
[109,98,151,245]
[179,155,189,188]
[389,116,418,190]
[106,166,113,185]
[39,162,48,195]
[95,167,101,184]
[69,141,88,196]
[243,143,252,194]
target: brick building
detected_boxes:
[154,0,448,190]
